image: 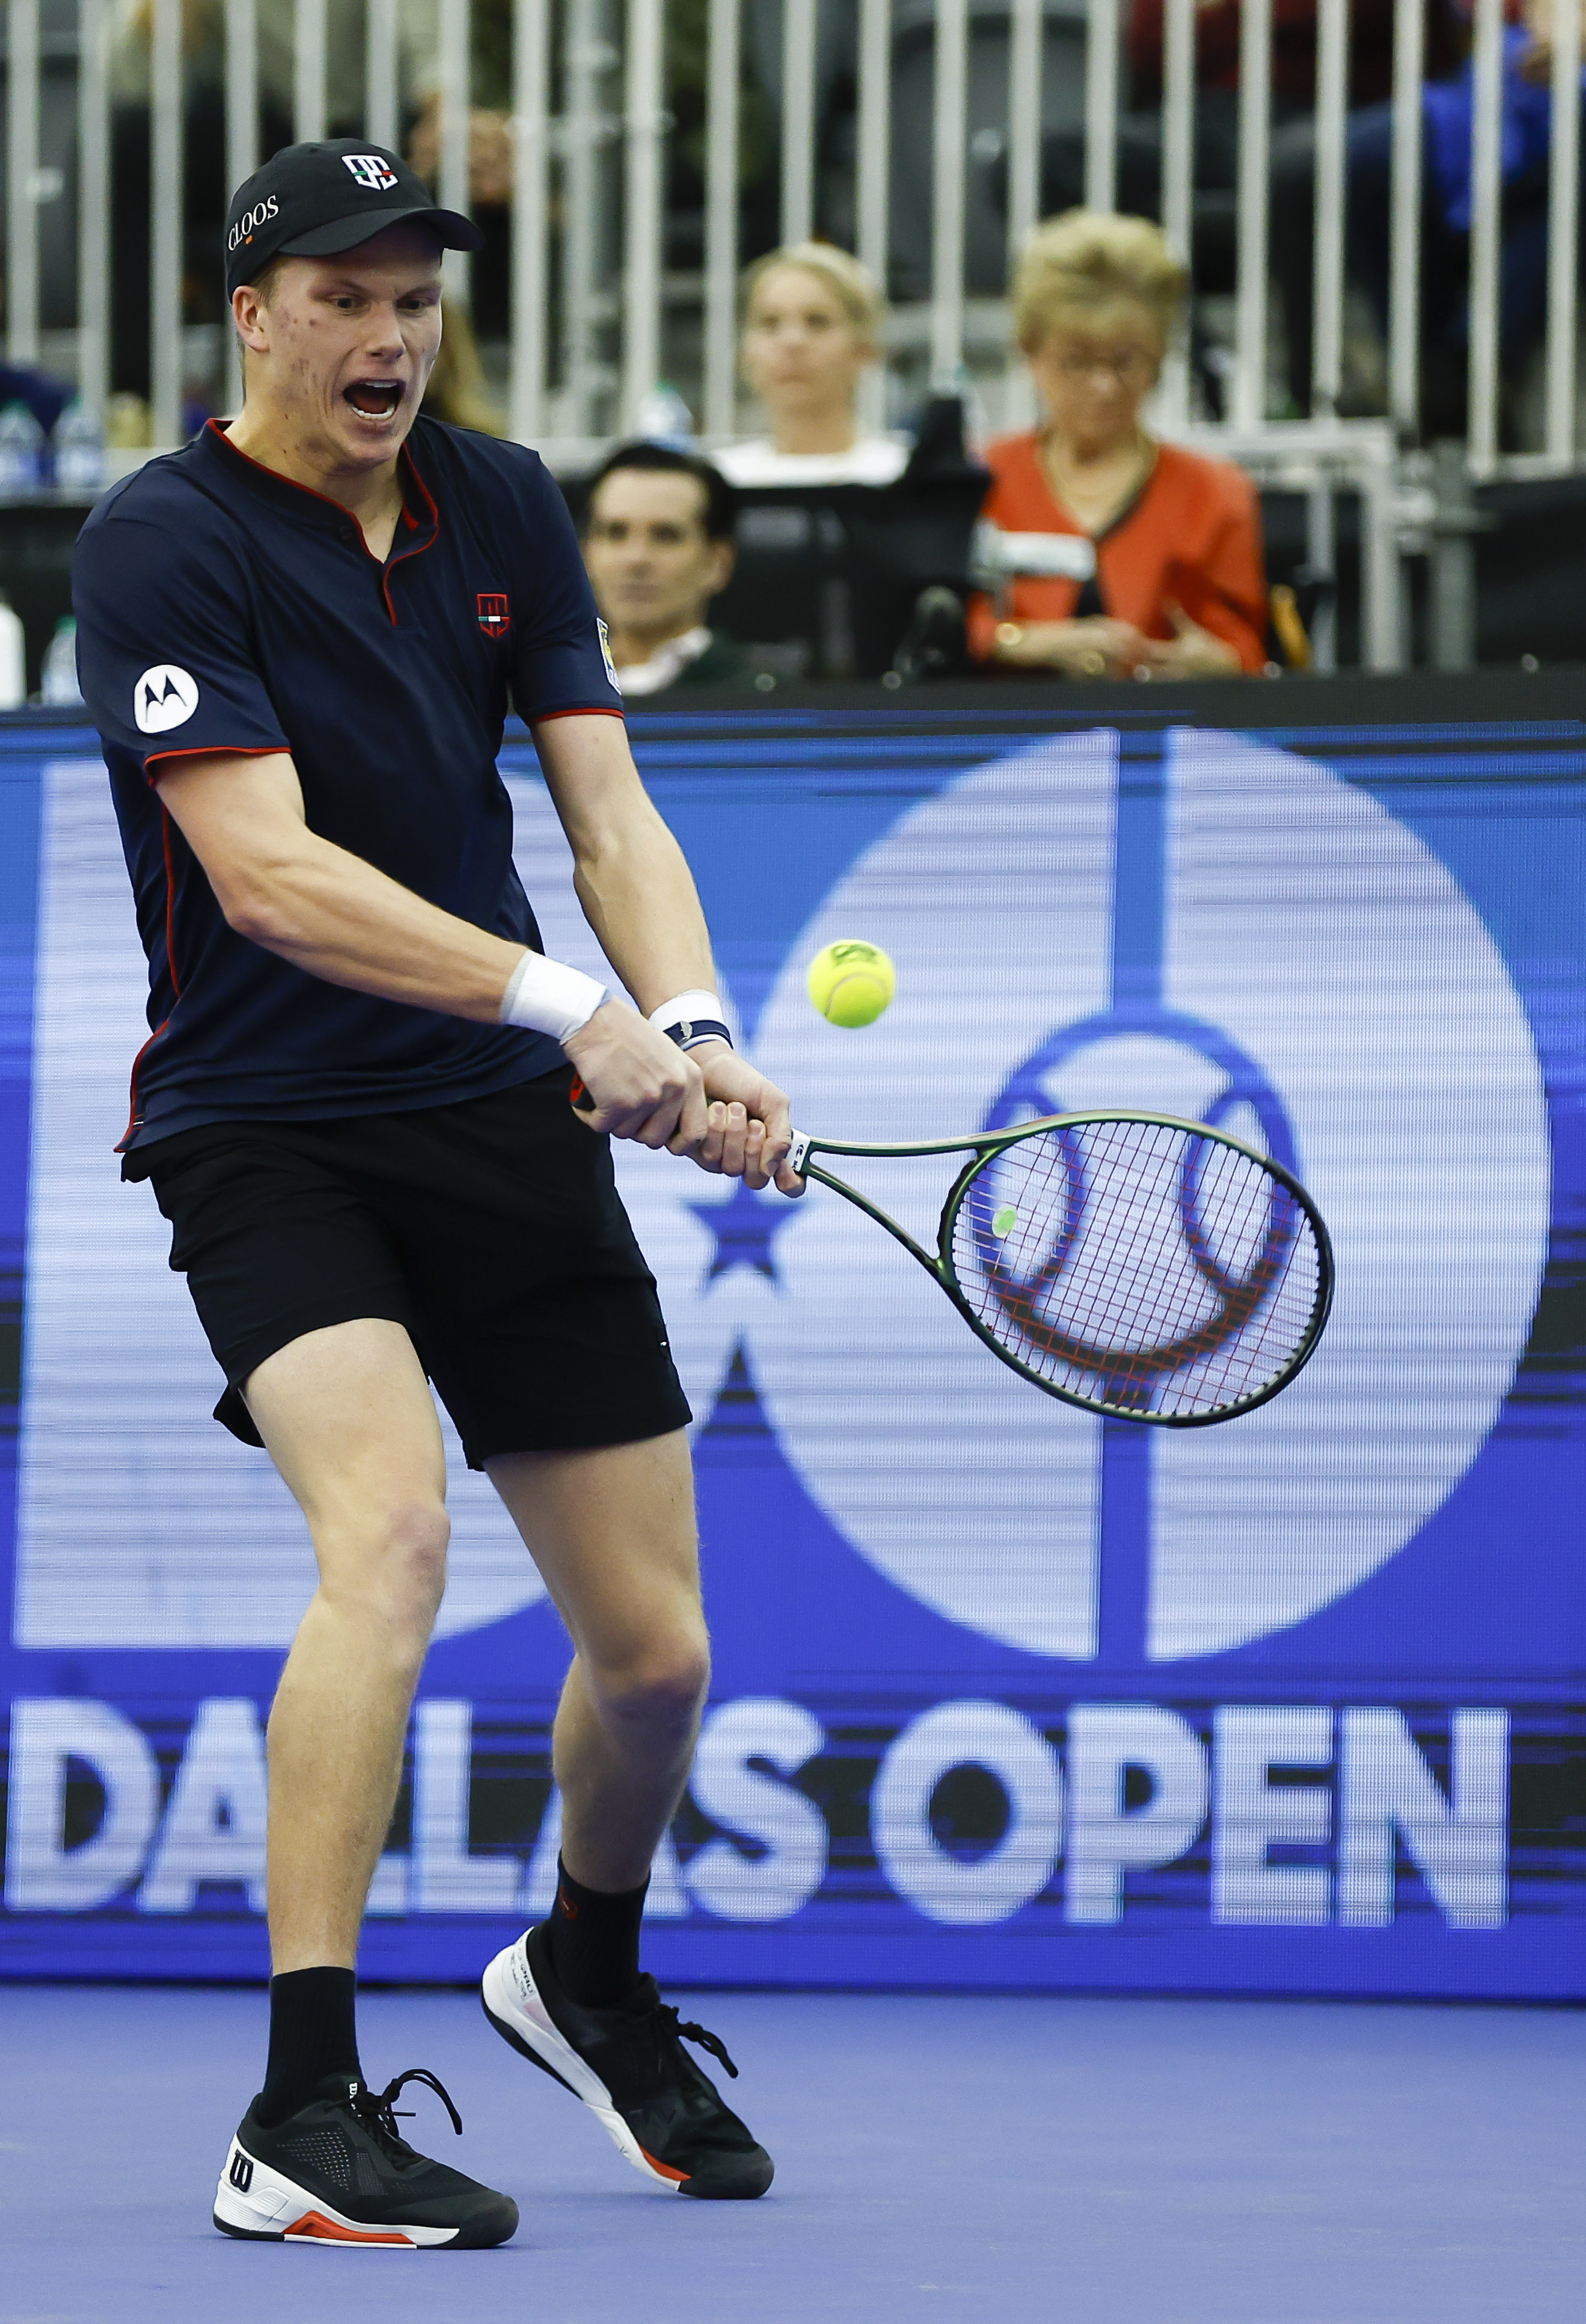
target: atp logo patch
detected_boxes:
[477,592,510,639]
[342,153,399,192]
[133,664,200,735]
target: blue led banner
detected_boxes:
[1,696,1581,1996]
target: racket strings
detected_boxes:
[952,1119,1323,1420]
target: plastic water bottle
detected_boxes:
[53,399,106,492]
[632,382,695,447]
[0,595,27,708]
[41,615,84,707]
[0,400,45,493]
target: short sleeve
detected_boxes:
[501,453,625,723]
[73,508,290,776]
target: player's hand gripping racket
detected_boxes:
[786,1112,1334,1426]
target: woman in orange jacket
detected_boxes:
[971,210,1268,681]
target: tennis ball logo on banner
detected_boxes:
[744,729,1550,1664]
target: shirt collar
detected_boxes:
[613,626,712,697]
[198,417,438,560]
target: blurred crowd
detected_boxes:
[582,219,1266,697]
[10,0,1586,692]
[51,0,1584,446]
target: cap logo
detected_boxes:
[343,153,399,192]
[227,195,278,253]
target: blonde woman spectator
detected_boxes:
[421,304,507,435]
[971,212,1267,679]
[715,244,910,487]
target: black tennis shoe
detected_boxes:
[481,1924,774,2199]
[212,2067,519,2246]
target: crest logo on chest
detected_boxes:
[477,592,511,639]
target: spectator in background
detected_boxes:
[0,274,72,438]
[970,212,1267,679]
[715,245,909,486]
[1038,0,1463,417]
[1335,0,1577,435]
[106,1,517,409]
[1037,0,1379,281]
[582,443,749,698]
[421,303,507,434]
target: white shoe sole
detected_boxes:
[212,2135,458,2245]
[480,1935,687,2192]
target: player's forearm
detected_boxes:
[570,811,718,1018]
[533,711,718,1016]
[221,826,525,1021]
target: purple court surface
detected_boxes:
[2,1982,1579,2323]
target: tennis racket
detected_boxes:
[785,1112,1334,1427]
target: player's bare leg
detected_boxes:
[486,1431,709,1892]
[243,1318,452,1972]
[480,1431,773,2197]
[212,1314,515,2246]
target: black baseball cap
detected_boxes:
[225,139,482,296]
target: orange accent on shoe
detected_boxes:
[284,2211,417,2245]
[639,2149,690,2184]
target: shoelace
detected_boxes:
[349,2066,465,2157]
[658,2004,739,2081]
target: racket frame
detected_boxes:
[786,1111,1335,1427]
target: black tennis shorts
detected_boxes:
[123,1068,691,1468]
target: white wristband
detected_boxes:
[648,989,732,1050]
[500,951,609,1044]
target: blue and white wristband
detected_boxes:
[649,989,733,1052]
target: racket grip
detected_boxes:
[569,1075,596,1114]
[788,1132,811,1173]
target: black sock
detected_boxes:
[545,1856,648,2008]
[255,1966,363,2127]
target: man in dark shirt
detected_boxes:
[73,140,796,2247]
[582,441,750,698]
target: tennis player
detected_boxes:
[73,139,798,2248]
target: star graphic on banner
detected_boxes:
[687,1180,801,1287]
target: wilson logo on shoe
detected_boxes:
[228,2151,254,2192]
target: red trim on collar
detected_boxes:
[205,417,436,570]
[400,441,439,532]
[381,438,440,621]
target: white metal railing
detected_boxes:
[6,0,38,369]
[4,0,1586,662]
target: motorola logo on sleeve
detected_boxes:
[133,664,199,734]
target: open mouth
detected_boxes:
[343,381,404,419]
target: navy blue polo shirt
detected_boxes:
[72,414,623,1148]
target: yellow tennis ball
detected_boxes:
[806,939,896,1028]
